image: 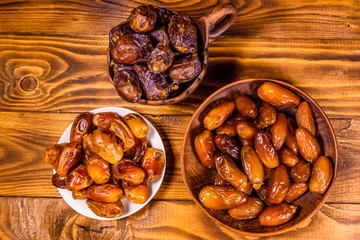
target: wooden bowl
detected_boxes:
[180,78,338,236]
[107,3,238,105]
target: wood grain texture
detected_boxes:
[0,197,359,240]
[0,112,358,204]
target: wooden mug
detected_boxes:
[107,3,238,105]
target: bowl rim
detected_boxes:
[180,78,338,236]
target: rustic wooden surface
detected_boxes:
[0,0,359,239]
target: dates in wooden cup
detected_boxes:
[193,81,333,227]
[45,111,165,218]
[108,4,202,102]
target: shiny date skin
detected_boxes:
[295,127,321,163]
[296,101,316,136]
[256,184,273,206]
[52,173,67,189]
[203,101,235,131]
[216,113,248,137]
[168,54,201,83]
[309,156,333,194]
[122,113,149,139]
[92,112,119,130]
[215,134,241,162]
[194,130,217,169]
[88,184,124,203]
[148,41,174,73]
[112,69,143,103]
[91,129,123,164]
[270,113,288,150]
[285,182,309,203]
[254,131,279,169]
[234,95,258,118]
[124,137,148,163]
[122,181,149,204]
[291,160,311,183]
[215,154,249,191]
[285,117,299,154]
[259,203,297,226]
[53,141,82,177]
[129,4,157,33]
[199,185,248,210]
[86,200,124,218]
[44,143,65,165]
[109,118,136,152]
[72,188,89,200]
[236,121,258,140]
[267,164,290,204]
[254,102,277,129]
[279,146,299,167]
[241,146,264,190]
[257,82,300,107]
[70,112,93,143]
[228,197,264,219]
[168,14,198,53]
[66,164,93,191]
[112,159,145,185]
[141,147,165,182]
[87,156,111,184]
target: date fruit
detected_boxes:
[215,134,241,162]
[141,147,165,182]
[285,117,299,154]
[270,113,288,150]
[259,203,297,226]
[70,112,93,143]
[241,146,264,190]
[216,113,248,137]
[148,41,174,73]
[296,101,316,135]
[168,54,201,83]
[87,156,111,184]
[52,173,67,189]
[291,160,311,183]
[295,127,321,163]
[66,164,93,191]
[228,197,264,219]
[122,181,149,204]
[194,130,217,169]
[129,5,157,33]
[234,95,258,118]
[285,182,309,203]
[203,101,235,131]
[92,112,119,130]
[199,185,248,210]
[254,131,279,169]
[88,184,124,203]
[309,156,333,194]
[168,14,198,53]
[86,200,124,218]
[112,159,145,185]
[122,113,149,139]
[91,129,123,164]
[257,82,300,107]
[112,69,143,103]
[54,141,82,177]
[254,102,277,129]
[279,146,299,167]
[267,165,290,204]
[109,118,136,152]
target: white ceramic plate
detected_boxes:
[56,107,166,220]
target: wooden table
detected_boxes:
[1,0,359,239]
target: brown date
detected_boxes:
[270,113,288,150]
[66,164,93,191]
[109,22,132,47]
[216,113,248,137]
[215,134,241,162]
[112,159,145,185]
[149,25,170,44]
[141,147,165,182]
[44,143,64,165]
[194,130,217,169]
[215,154,249,191]
[72,188,89,200]
[236,121,257,140]
[88,184,123,203]
[241,146,264,190]
[54,141,82,177]
[92,112,119,130]
[83,133,95,156]
[291,160,311,183]
[309,156,333,194]
[259,203,297,226]
[168,14,198,53]
[199,185,248,210]
[112,69,142,103]
[111,34,147,65]
[285,182,309,203]
[256,184,273,206]
[254,131,279,169]
[234,95,258,118]
[168,54,201,83]
[156,7,173,26]
[228,197,264,220]
[124,137,148,163]
[239,180,253,195]
[257,82,300,107]
[254,102,277,129]
[122,181,148,204]
[267,164,290,204]
[134,64,169,101]
[52,173,67,189]
[148,41,174,73]
[203,101,235,131]
[70,112,93,143]
[122,113,149,139]
[285,117,299,154]
[82,152,92,165]
[296,101,316,136]
[86,200,123,218]
[91,129,123,164]
[109,118,135,152]
[279,146,299,167]
[87,156,110,184]
[129,4,157,33]
[295,127,321,163]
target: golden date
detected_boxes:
[228,197,264,219]
[309,156,333,194]
[203,101,235,130]
[259,203,297,226]
[257,82,300,107]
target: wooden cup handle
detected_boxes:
[198,3,238,46]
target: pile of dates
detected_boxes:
[45,111,165,218]
[195,82,333,226]
[108,4,202,102]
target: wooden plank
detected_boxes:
[0,197,359,240]
[0,0,359,40]
[1,35,360,116]
[0,112,358,203]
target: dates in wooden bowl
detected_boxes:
[45,107,166,220]
[180,79,338,236]
[107,4,238,105]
